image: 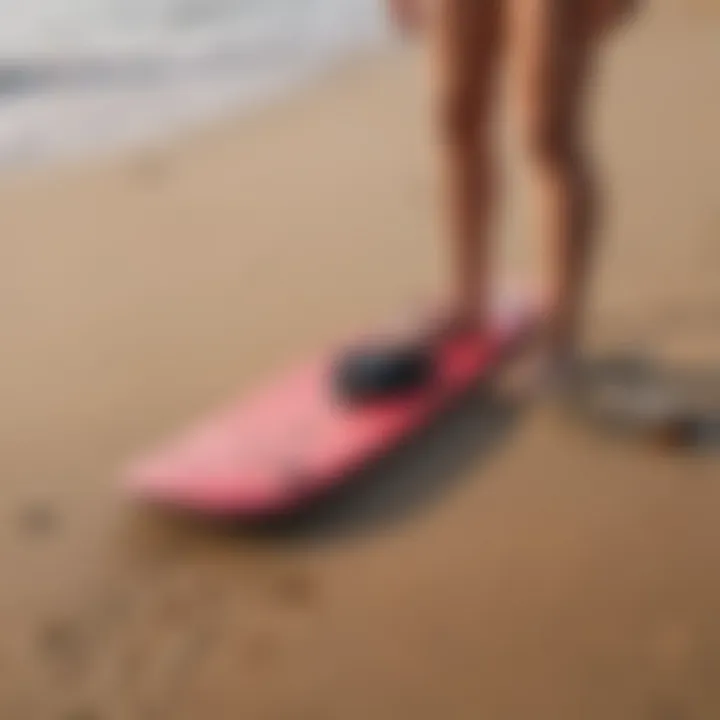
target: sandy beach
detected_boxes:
[1,1,719,718]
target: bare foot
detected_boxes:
[502,339,582,402]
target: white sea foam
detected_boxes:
[0,0,391,169]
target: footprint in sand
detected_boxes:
[38,618,88,677]
[227,567,321,676]
[128,150,172,185]
[18,501,59,538]
[244,628,280,671]
[267,570,319,611]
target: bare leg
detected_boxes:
[509,0,600,365]
[428,0,502,329]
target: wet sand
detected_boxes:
[1,1,719,718]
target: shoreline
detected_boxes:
[0,30,394,181]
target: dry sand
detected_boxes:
[1,1,719,718]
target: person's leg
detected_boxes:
[427,0,503,329]
[508,0,600,367]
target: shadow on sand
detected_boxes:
[564,353,720,450]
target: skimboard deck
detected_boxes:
[124,294,537,517]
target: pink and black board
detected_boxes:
[124,294,537,517]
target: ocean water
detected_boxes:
[0,0,390,169]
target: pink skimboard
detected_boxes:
[124,293,537,517]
